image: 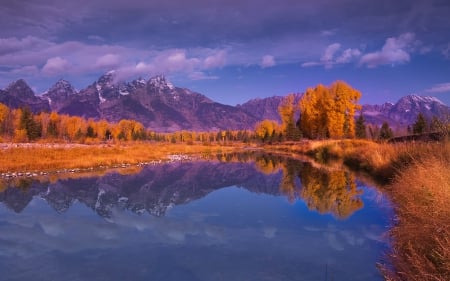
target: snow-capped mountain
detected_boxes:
[43,79,77,111]
[361,94,449,127]
[0,75,448,132]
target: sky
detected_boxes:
[0,0,450,106]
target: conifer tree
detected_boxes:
[412,112,427,134]
[379,122,393,140]
[355,114,366,139]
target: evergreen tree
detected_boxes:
[355,114,366,139]
[429,116,443,132]
[20,107,41,141]
[412,113,427,134]
[379,122,393,140]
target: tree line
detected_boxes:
[1,79,447,144]
[255,80,449,142]
[0,103,258,144]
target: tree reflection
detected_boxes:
[254,155,364,219]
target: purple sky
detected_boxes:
[1,0,450,105]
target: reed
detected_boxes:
[382,143,450,281]
[298,139,450,281]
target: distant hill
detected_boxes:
[0,74,448,132]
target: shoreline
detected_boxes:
[1,140,448,281]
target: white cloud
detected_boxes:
[336,48,362,63]
[321,43,341,63]
[301,61,320,67]
[203,50,227,69]
[302,43,360,69]
[359,32,416,68]
[188,71,219,80]
[260,55,276,68]
[42,57,70,75]
[425,82,450,93]
[95,53,121,68]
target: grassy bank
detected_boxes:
[0,142,246,174]
[278,139,450,281]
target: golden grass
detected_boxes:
[288,139,450,281]
[0,142,244,173]
[382,144,450,281]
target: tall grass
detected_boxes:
[382,143,450,281]
[0,143,241,173]
[296,140,450,281]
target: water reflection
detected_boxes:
[0,154,391,281]
[0,154,363,219]
[254,155,364,219]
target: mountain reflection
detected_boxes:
[0,154,363,219]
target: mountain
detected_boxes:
[361,95,450,128]
[0,79,50,113]
[238,93,302,123]
[42,79,77,111]
[0,75,448,132]
[54,73,258,131]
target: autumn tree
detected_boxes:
[278,94,301,141]
[0,103,11,138]
[255,119,279,142]
[299,84,330,139]
[299,81,361,139]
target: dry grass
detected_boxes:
[0,142,243,173]
[382,144,450,281]
[298,140,450,281]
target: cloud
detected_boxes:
[203,50,227,69]
[42,57,70,76]
[260,55,276,68]
[359,32,416,68]
[302,43,361,69]
[425,82,450,94]
[95,54,121,68]
[321,43,341,63]
[0,36,52,57]
[443,43,450,59]
[336,48,362,63]
[188,71,219,80]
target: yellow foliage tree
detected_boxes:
[255,119,279,142]
[299,81,361,139]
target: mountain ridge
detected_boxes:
[0,74,448,132]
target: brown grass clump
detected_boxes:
[383,143,450,281]
[0,143,241,173]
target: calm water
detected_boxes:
[0,154,392,281]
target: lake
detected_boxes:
[0,153,392,281]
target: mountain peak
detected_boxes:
[96,71,117,87]
[50,79,75,92]
[401,94,445,106]
[45,79,76,97]
[5,79,35,99]
[148,75,175,91]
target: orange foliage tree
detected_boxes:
[299,81,361,139]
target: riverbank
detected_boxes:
[269,139,450,281]
[0,142,249,175]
